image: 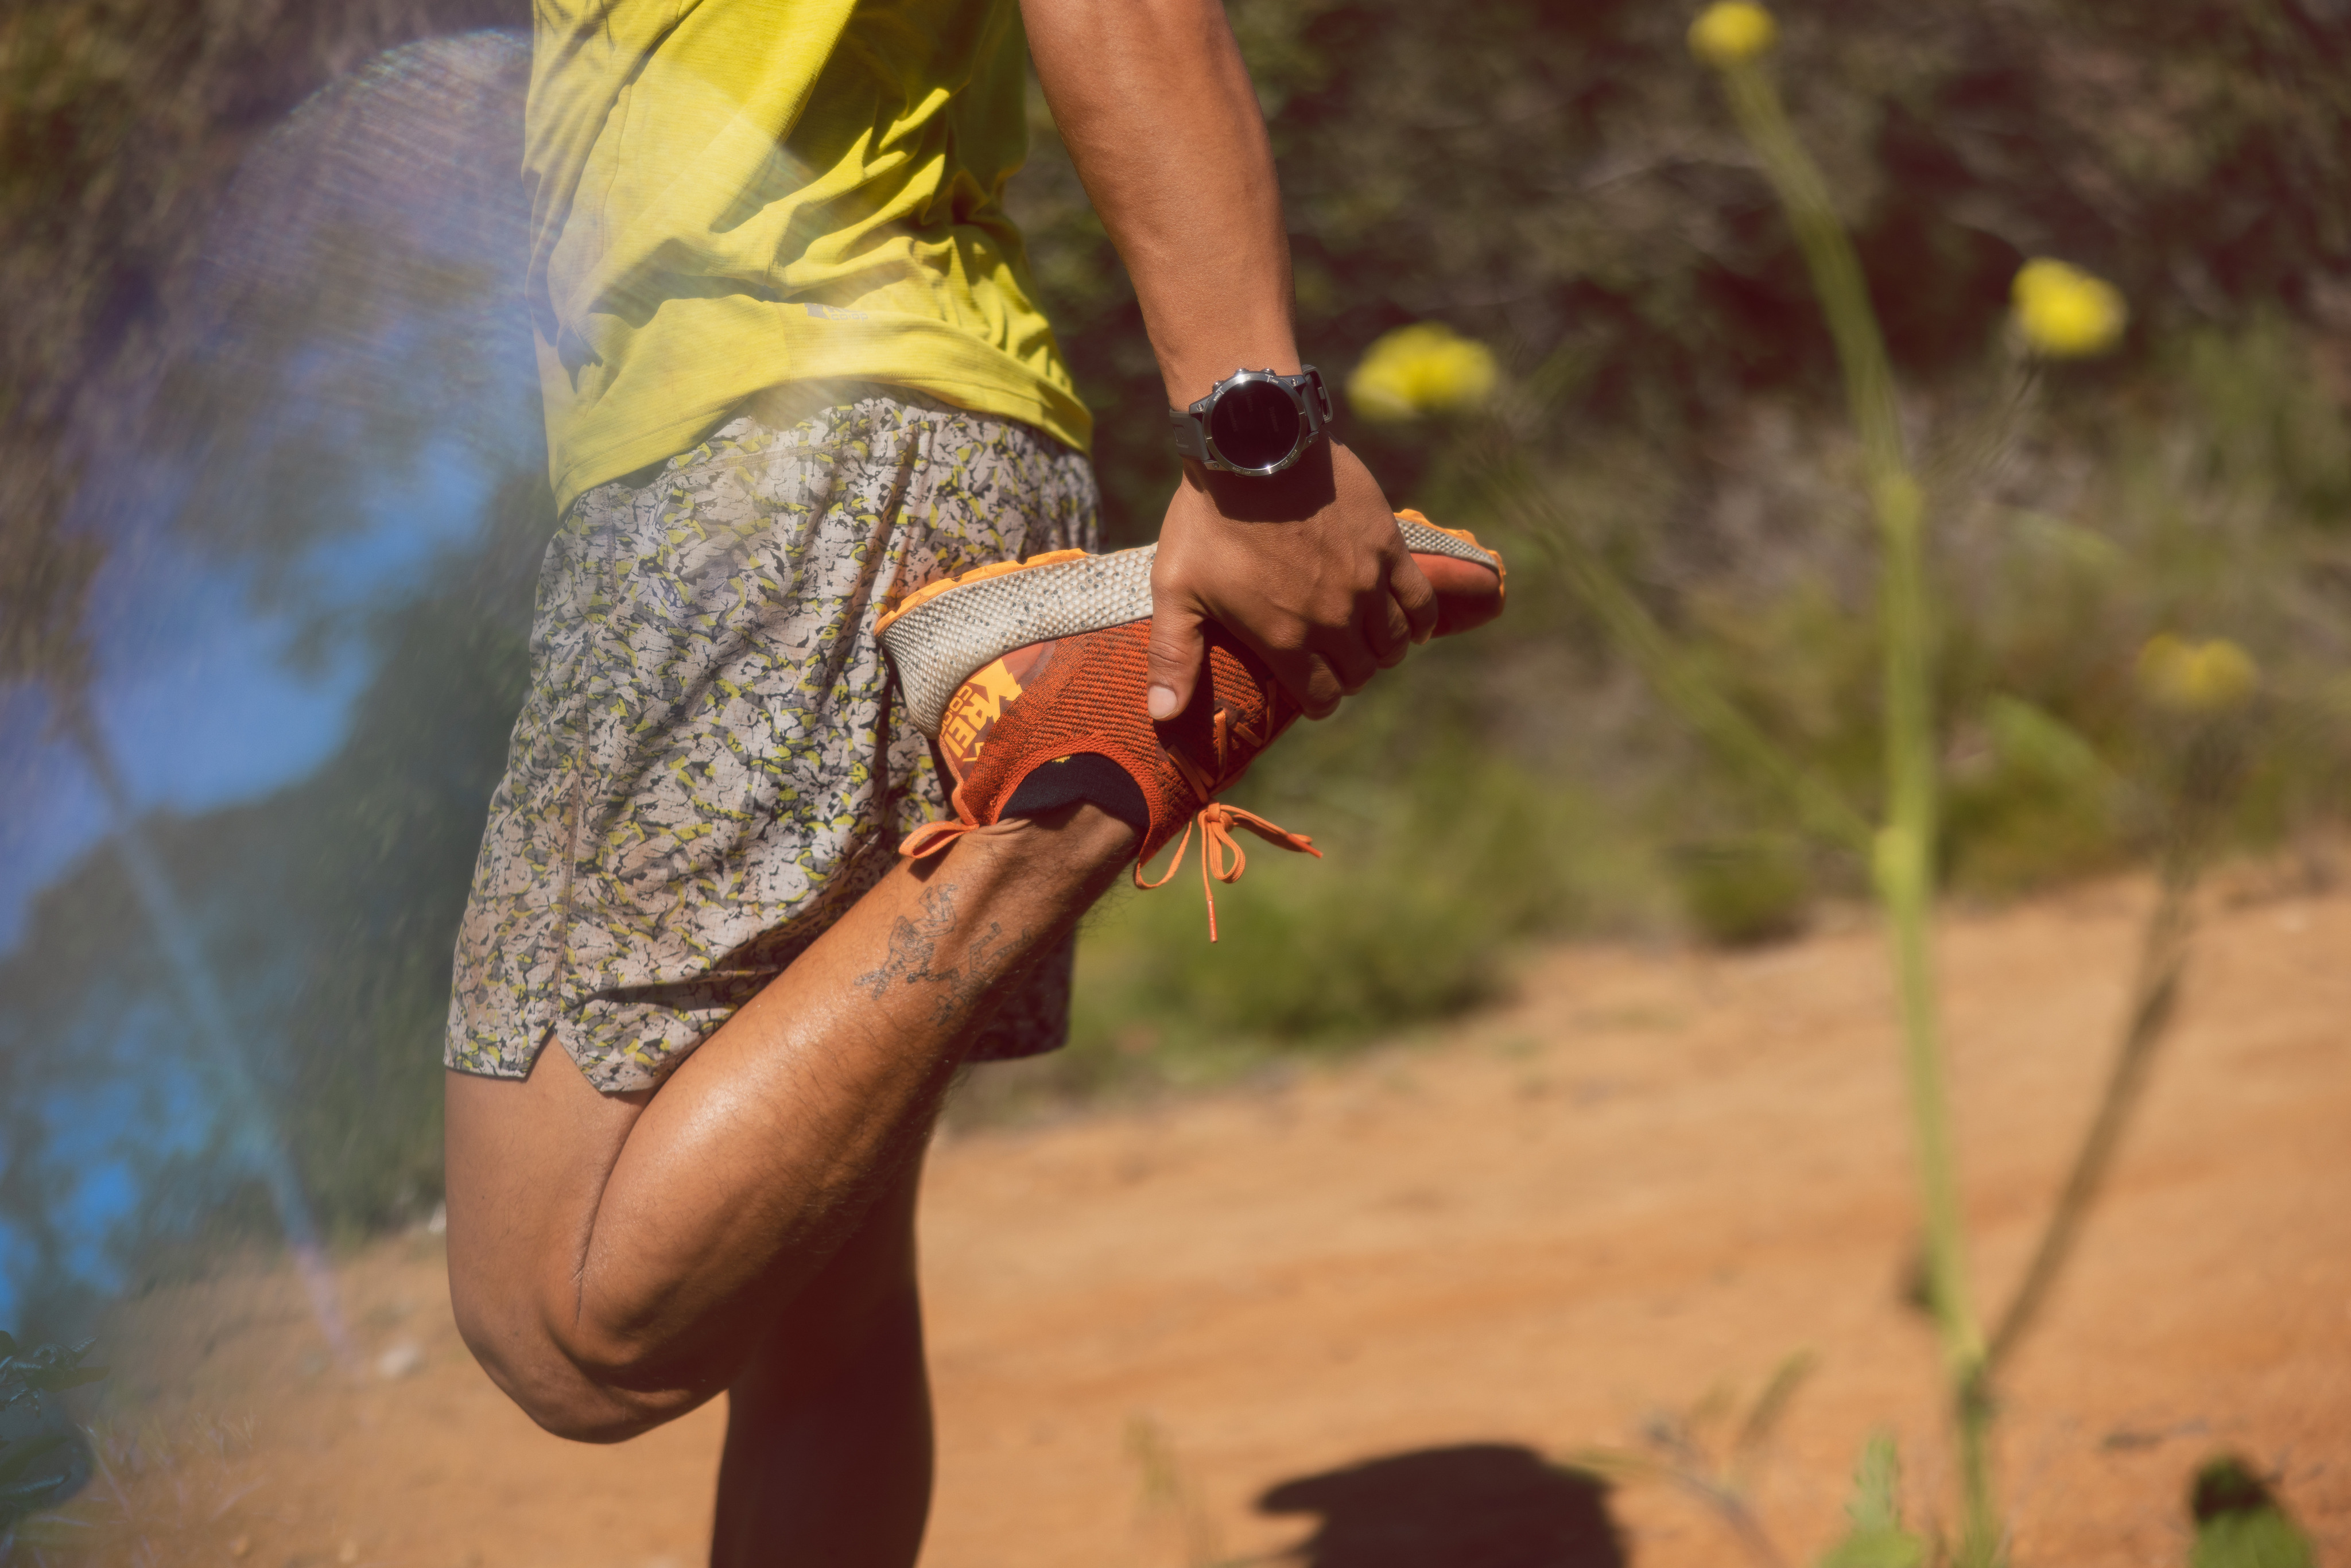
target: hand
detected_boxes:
[1147,438,1438,721]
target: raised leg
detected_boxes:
[444,804,1134,1453]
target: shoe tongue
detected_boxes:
[938,641,1061,785]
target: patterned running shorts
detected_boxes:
[444,384,1100,1093]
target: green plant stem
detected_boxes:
[1718,66,1902,472]
[1718,56,1997,1564]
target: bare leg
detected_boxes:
[444,803,1134,1449]
[709,1145,934,1567]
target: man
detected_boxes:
[441,0,1446,1559]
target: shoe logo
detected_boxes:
[938,642,1056,781]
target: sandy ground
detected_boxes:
[94,871,2349,1567]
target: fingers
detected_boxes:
[1363,584,1415,669]
[1388,548,1439,645]
[1149,449,1445,724]
[1145,583,1209,722]
[1245,579,1396,720]
[1313,618,1381,697]
[1295,659,1347,719]
[1350,542,1427,678]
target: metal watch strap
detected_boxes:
[1169,402,1212,464]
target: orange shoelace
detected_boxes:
[901,816,977,860]
[1134,711,1320,942]
[900,711,1320,941]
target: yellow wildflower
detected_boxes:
[2012,259,2127,358]
[2137,634,2259,713]
[1346,323,1498,422]
[1688,2,1778,67]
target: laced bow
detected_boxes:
[1135,709,1320,942]
[898,709,1320,940]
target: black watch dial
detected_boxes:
[1206,379,1305,471]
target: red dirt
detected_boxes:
[99,871,2350,1566]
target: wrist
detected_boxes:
[1166,425,1343,527]
[1154,310,1302,407]
[1161,347,1301,412]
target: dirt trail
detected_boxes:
[102,874,2349,1567]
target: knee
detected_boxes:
[449,1275,716,1445]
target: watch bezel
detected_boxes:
[1173,366,1333,478]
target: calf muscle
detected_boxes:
[444,805,1136,1441]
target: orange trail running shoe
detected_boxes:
[875,513,1504,939]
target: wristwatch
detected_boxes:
[1167,366,1334,478]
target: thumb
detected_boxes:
[1145,585,1208,723]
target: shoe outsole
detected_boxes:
[876,511,1502,740]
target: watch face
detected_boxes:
[1206,378,1303,471]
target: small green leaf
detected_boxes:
[2193,1512,2317,1568]
[1736,1350,1818,1460]
[2190,1456,2314,1568]
[1815,1434,1925,1568]
[1986,694,2105,786]
[1846,1433,1903,1533]
[1818,1528,1926,1568]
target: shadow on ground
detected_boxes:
[1257,1443,1626,1567]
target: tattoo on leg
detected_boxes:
[932,918,1015,1026]
[856,883,962,1001]
[852,884,1042,1031]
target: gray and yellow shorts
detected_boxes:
[444,385,1099,1093]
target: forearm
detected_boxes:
[1022,0,1298,404]
[1020,0,1437,720]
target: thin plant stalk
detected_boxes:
[1987,701,2244,1375]
[1986,855,2192,1373]
[1708,53,1997,1563]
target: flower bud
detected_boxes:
[2012,259,2127,359]
[1689,2,1779,67]
[1347,323,1499,422]
[2137,634,2258,713]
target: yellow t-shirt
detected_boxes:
[524,0,1091,513]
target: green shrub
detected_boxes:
[1068,750,1645,1061]
[1670,835,1812,946]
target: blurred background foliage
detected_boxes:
[1003,0,2351,1111]
[3,0,2349,1315]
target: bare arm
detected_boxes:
[1021,0,1437,720]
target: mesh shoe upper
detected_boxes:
[875,510,1500,739]
[880,513,1505,936]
